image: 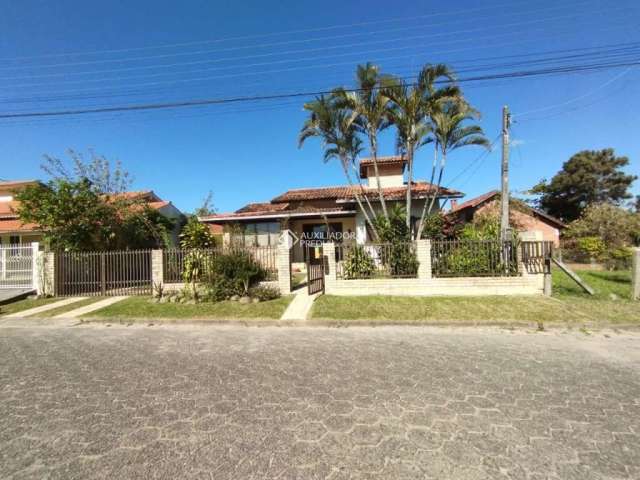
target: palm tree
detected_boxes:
[299,95,378,239]
[416,99,490,240]
[385,64,459,231]
[334,63,393,222]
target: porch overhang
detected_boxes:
[199,209,357,223]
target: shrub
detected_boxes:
[343,245,376,279]
[577,236,606,261]
[212,250,266,293]
[249,285,281,301]
[203,275,243,302]
[387,243,419,277]
[604,246,633,271]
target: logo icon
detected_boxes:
[278,230,298,249]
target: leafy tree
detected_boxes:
[530,149,637,222]
[41,148,132,194]
[16,179,172,251]
[16,179,117,251]
[566,203,640,249]
[416,99,489,239]
[333,63,394,221]
[299,94,378,239]
[384,64,459,230]
[194,191,216,217]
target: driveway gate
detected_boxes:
[0,244,34,289]
[55,250,152,296]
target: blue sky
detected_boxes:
[1,0,639,214]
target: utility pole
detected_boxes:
[500,105,511,243]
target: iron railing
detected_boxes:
[55,250,152,296]
[162,245,278,283]
[431,240,519,278]
[336,242,419,279]
[0,244,33,289]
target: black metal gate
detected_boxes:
[306,244,325,295]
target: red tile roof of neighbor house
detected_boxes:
[271,182,462,203]
[0,218,38,233]
[201,205,356,222]
[0,201,20,218]
[0,180,39,190]
[448,190,566,228]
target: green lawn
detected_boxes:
[84,295,294,321]
[0,297,59,316]
[311,268,638,325]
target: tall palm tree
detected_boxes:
[334,63,393,222]
[299,95,378,239]
[385,64,459,231]
[416,99,490,240]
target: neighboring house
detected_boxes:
[447,190,566,246]
[0,181,184,246]
[200,156,463,263]
[0,180,42,245]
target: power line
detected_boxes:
[446,135,501,187]
[0,1,604,77]
[2,60,637,120]
[0,0,592,62]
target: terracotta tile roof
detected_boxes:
[449,190,500,213]
[271,182,462,203]
[201,205,355,222]
[0,180,39,190]
[359,155,406,177]
[0,218,39,233]
[0,201,20,218]
[448,190,566,228]
[236,202,289,214]
[107,190,161,202]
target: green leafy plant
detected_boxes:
[180,216,216,249]
[343,245,377,279]
[577,236,606,261]
[249,285,281,302]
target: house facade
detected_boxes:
[447,190,566,246]
[200,156,463,264]
[0,181,184,246]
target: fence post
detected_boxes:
[151,249,164,288]
[277,230,292,295]
[632,247,640,301]
[416,239,432,280]
[45,252,56,296]
[31,242,40,293]
[323,242,336,293]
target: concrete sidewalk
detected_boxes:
[53,296,128,318]
[280,289,319,321]
[2,297,88,318]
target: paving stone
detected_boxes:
[0,324,639,479]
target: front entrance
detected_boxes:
[306,244,325,295]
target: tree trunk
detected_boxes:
[419,150,447,239]
[369,132,389,221]
[416,144,439,240]
[405,142,414,230]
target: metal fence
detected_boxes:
[431,240,519,278]
[336,242,419,279]
[55,250,152,296]
[162,245,278,283]
[0,244,33,289]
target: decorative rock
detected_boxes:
[251,297,260,304]
[239,296,251,304]
[230,295,240,302]
[186,299,197,305]
[608,293,619,301]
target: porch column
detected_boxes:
[277,229,292,295]
[416,239,432,280]
[355,211,367,245]
[323,242,337,293]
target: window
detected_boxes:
[243,222,280,246]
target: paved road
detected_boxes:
[1,323,640,479]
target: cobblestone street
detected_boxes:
[1,324,639,479]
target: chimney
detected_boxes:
[450,199,458,210]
